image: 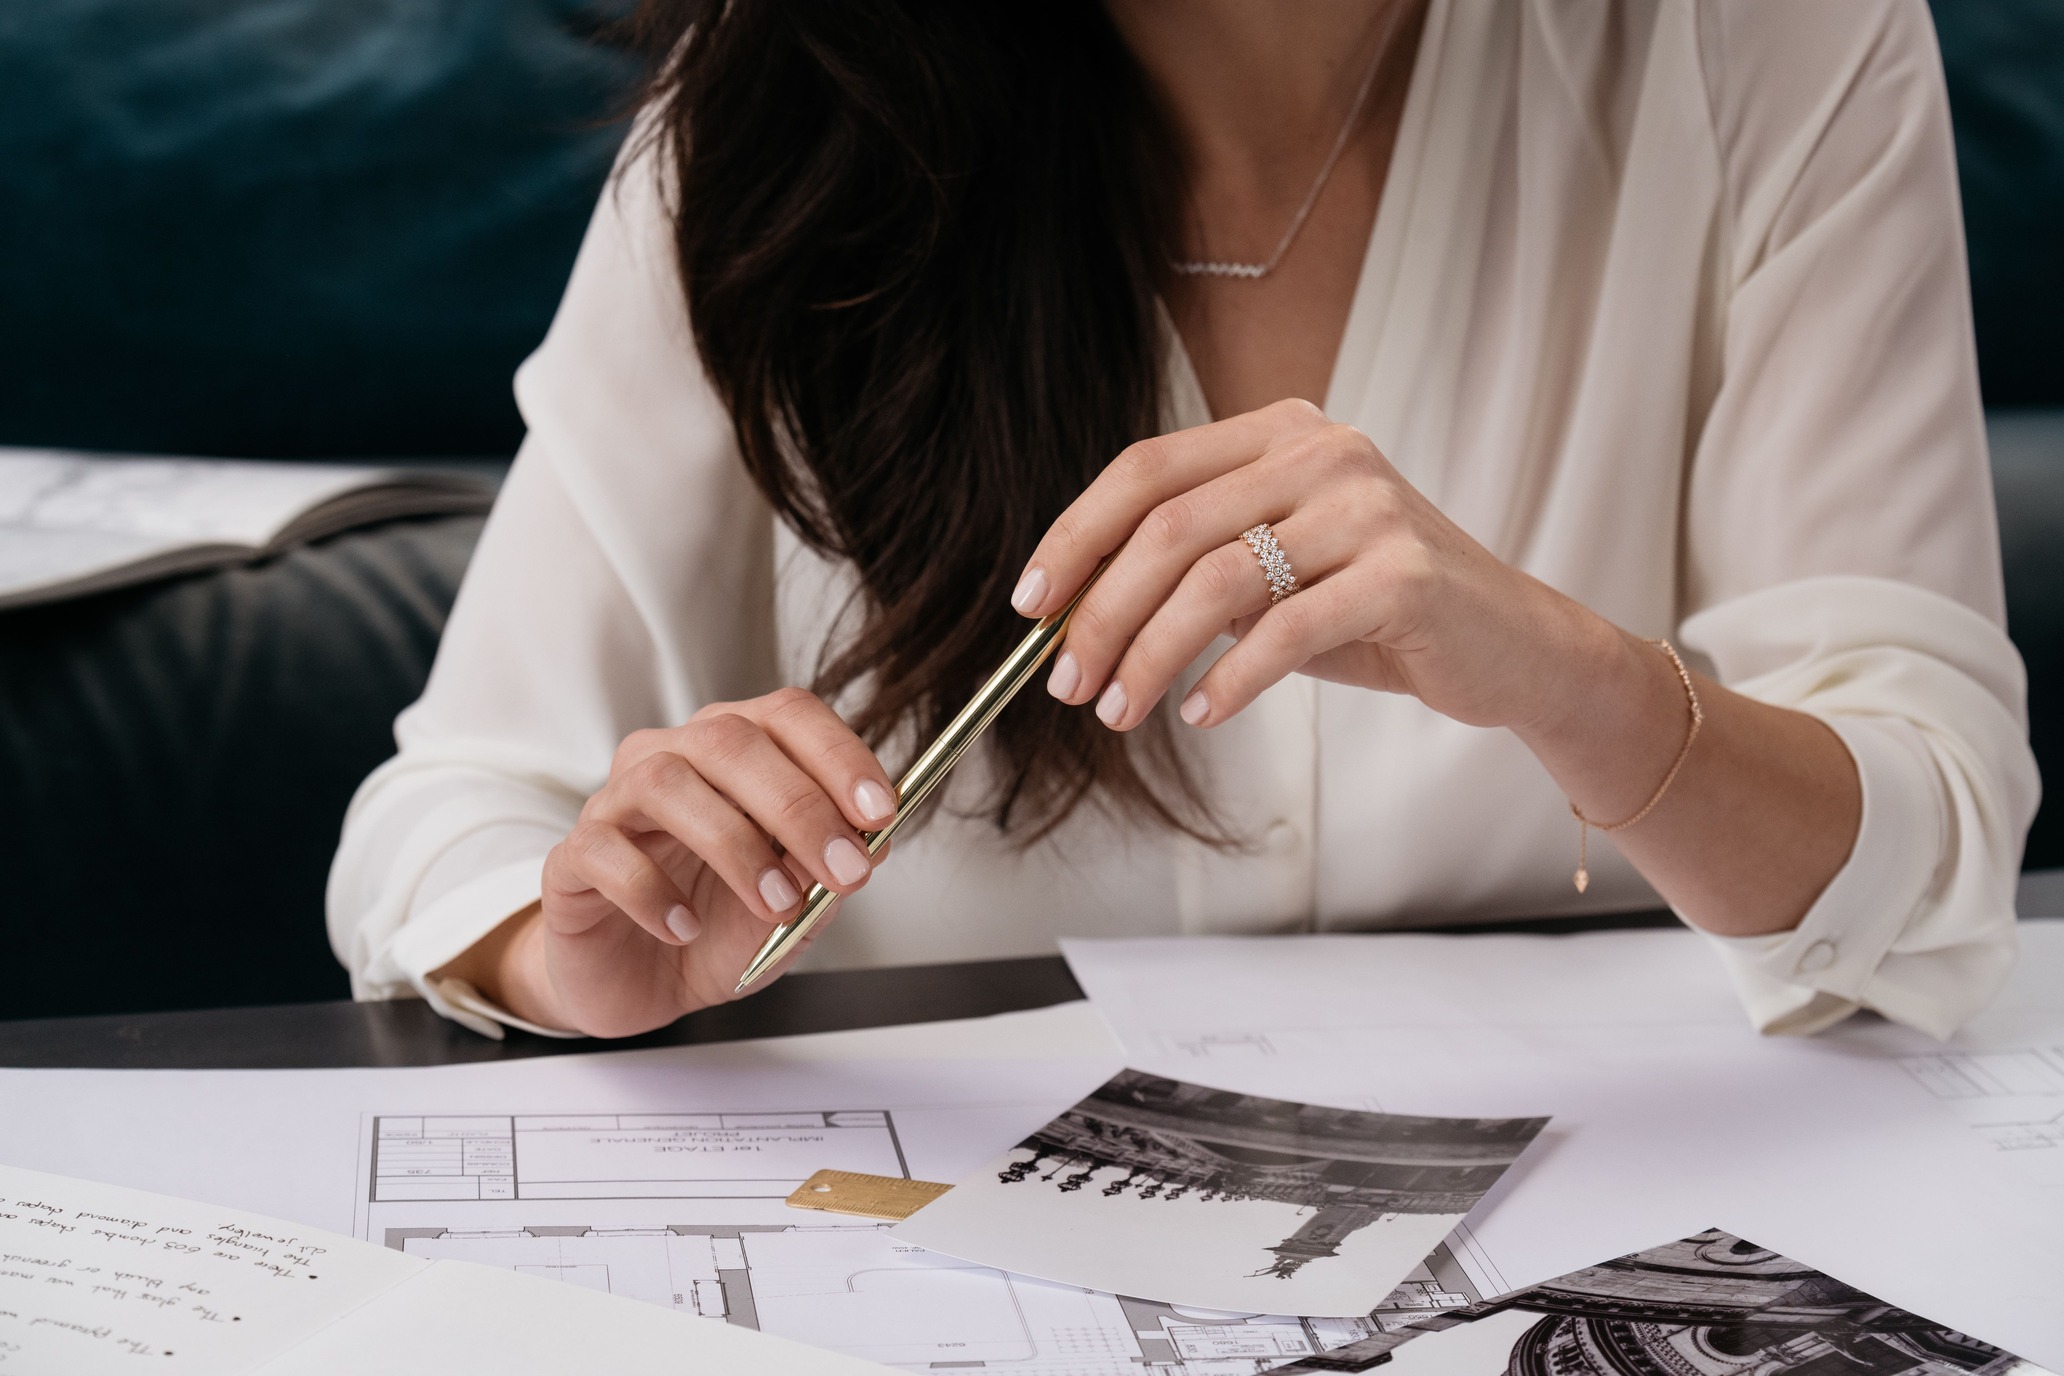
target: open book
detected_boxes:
[0,1162,876,1374]
[0,449,499,611]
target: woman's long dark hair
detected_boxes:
[630,0,1222,842]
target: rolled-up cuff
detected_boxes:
[431,975,583,1042]
[1700,714,1941,1035]
[383,856,581,1040]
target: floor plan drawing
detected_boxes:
[355,1108,1501,1375]
[367,1111,907,1203]
[1899,1047,2064,1187]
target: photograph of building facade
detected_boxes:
[995,1070,1547,1280]
[1267,1229,2031,1376]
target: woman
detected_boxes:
[329,0,2036,1042]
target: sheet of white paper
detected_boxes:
[893,1069,1545,1316]
[0,1003,1521,1375]
[1060,925,2064,1368]
[0,1161,885,1376]
[261,1254,886,1376]
[0,1004,1121,1236]
[1892,1044,2064,1189]
[0,1161,418,1374]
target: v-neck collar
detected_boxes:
[1333,0,1515,499]
[1157,0,1447,437]
[1162,0,1513,510]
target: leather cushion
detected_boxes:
[0,514,482,1019]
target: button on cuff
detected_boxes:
[1795,939,1838,975]
[1694,715,1940,1031]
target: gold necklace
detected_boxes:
[1170,6,1405,281]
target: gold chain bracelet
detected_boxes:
[1570,638,1703,894]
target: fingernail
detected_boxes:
[757,867,800,913]
[664,904,701,944]
[1096,679,1128,727]
[824,836,870,886]
[1180,689,1210,726]
[1011,566,1048,615]
[1047,650,1082,701]
[853,779,896,823]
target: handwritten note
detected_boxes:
[0,1163,414,1373]
[0,1162,890,1374]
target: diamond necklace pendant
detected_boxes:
[1170,258,1274,279]
[1169,4,1404,282]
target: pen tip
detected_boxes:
[734,954,774,994]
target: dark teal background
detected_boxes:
[1936,0,2064,407]
[0,1,643,459]
[0,2,2056,462]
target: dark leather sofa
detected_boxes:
[1,1,2059,1020]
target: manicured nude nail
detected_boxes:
[757,868,800,913]
[1011,566,1048,615]
[1096,679,1128,727]
[853,779,896,824]
[824,836,870,886]
[664,904,701,944]
[1180,689,1210,726]
[1047,650,1082,701]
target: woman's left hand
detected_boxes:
[1011,398,1613,739]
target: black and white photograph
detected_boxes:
[1267,1229,2049,1376]
[893,1069,1548,1315]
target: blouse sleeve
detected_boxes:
[324,133,779,1037]
[1678,0,2038,1037]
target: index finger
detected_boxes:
[1010,399,1325,619]
[739,687,900,831]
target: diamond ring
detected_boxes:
[1242,523,1299,603]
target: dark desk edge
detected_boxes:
[0,909,1706,1070]
[0,956,1087,1070]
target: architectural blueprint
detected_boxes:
[352,1106,1505,1375]
[1899,1046,2064,1188]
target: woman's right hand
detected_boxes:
[465,688,899,1038]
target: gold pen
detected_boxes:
[733,562,1108,993]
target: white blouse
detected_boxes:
[328,0,2037,1041]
